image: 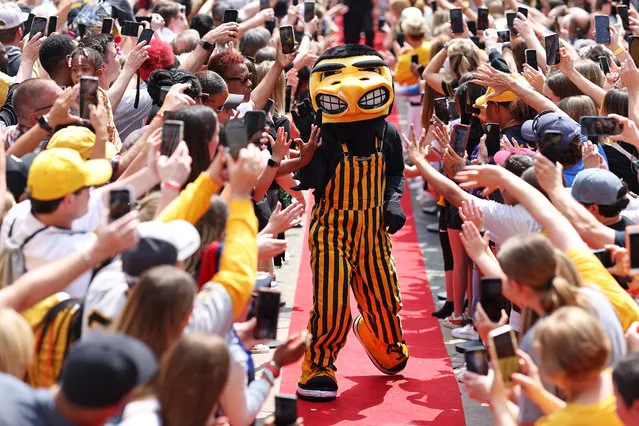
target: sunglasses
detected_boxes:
[33,104,53,113]
[226,74,251,84]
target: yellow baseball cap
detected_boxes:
[47,126,116,160]
[474,87,519,106]
[27,148,113,201]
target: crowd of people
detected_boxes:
[2,0,639,422]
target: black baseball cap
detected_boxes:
[60,333,157,408]
[6,153,36,201]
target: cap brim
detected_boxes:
[222,94,244,110]
[474,95,488,106]
[84,159,113,187]
[521,120,536,142]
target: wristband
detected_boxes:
[262,368,275,386]
[614,46,626,56]
[161,181,182,191]
[265,360,281,378]
[155,111,165,120]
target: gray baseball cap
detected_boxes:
[571,169,623,206]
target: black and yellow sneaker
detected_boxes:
[297,360,338,402]
[353,315,409,375]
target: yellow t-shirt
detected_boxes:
[566,248,639,331]
[394,42,431,87]
[0,72,14,106]
[535,393,623,426]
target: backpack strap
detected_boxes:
[7,218,49,249]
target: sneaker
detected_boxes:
[251,344,270,354]
[422,205,438,215]
[451,324,479,340]
[426,222,440,233]
[297,365,338,402]
[353,315,409,375]
[442,314,466,329]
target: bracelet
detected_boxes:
[161,181,182,191]
[613,46,626,56]
[262,368,275,386]
[265,360,281,378]
[155,111,165,120]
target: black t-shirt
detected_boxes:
[602,142,639,194]
[608,215,632,232]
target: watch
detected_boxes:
[38,115,53,132]
[200,40,214,51]
[267,158,280,168]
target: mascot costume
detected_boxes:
[293,44,408,402]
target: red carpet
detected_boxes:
[279,105,466,425]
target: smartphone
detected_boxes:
[101,17,114,34]
[434,97,450,124]
[448,100,459,121]
[280,25,295,55]
[223,9,239,23]
[465,82,483,114]
[30,17,47,39]
[77,23,87,38]
[540,130,562,161]
[254,288,281,339]
[593,249,615,268]
[411,54,419,64]
[121,20,142,37]
[264,19,276,34]
[544,33,560,66]
[275,395,297,426]
[245,110,267,137]
[580,116,622,136]
[225,118,249,159]
[108,188,132,222]
[599,56,610,75]
[450,8,464,34]
[485,123,501,157]
[377,16,386,31]
[595,15,611,44]
[138,28,153,45]
[631,36,639,67]
[450,123,470,157]
[135,16,152,24]
[618,5,630,30]
[525,49,538,70]
[467,20,477,35]
[161,119,184,156]
[285,84,292,113]
[274,0,289,18]
[477,8,488,31]
[488,325,520,385]
[304,0,315,23]
[465,349,489,375]
[79,76,99,120]
[626,225,639,274]
[24,13,35,36]
[517,6,528,18]
[260,0,270,9]
[470,35,481,47]
[47,16,58,36]
[480,277,510,323]
[396,31,406,46]
[264,98,274,115]
[506,12,517,35]
[497,30,511,43]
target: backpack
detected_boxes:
[0,220,48,288]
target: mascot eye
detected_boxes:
[363,67,381,74]
[321,70,340,80]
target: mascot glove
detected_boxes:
[383,199,406,234]
[292,109,315,142]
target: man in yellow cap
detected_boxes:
[47,126,117,160]
[0,148,112,297]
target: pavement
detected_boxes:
[252,97,493,425]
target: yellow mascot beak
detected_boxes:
[310,55,394,124]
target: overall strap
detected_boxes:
[376,122,387,153]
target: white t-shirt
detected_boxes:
[119,398,162,426]
[0,190,106,299]
[473,198,542,245]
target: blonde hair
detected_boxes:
[255,61,286,117]
[0,308,34,378]
[533,306,610,388]
[157,333,230,426]
[447,39,482,81]
[184,196,229,275]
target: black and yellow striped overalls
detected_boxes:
[302,132,404,373]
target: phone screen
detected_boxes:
[304,1,315,23]
[47,16,58,36]
[254,288,281,339]
[138,28,154,45]
[245,110,267,138]
[618,5,630,29]
[477,8,488,30]
[101,18,114,34]
[593,249,614,268]
[491,327,520,385]
[450,8,464,34]
[225,118,249,159]
[467,20,477,35]
[517,7,528,17]
[629,231,639,271]
[465,349,489,375]
[480,277,510,323]
[135,16,152,24]
[451,125,470,157]
[280,26,295,54]
[506,12,517,35]
[540,130,562,161]
[493,330,516,358]
[285,85,292,113]
[595,15,610,44]
[525,49,538,70]
[465,83,483,114]
[434,97,449,124]
[580,116,622,136]
[498,30,511,43]
[109,189,131,222]
[485,123,501,157]
[264,98,274,115]
[396,31,406,45]
[599,56,610,75]
[377,17,385,31]
[224,9,239,23]
[121,21,142,37]
[631,36,639,67]
[544,33,560,66]
[448,100,459,121]
[79,76,99,120]
[161,120,184,156]
[275,395,297,426]
[30,17,47,38]
[24,13,35,35]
